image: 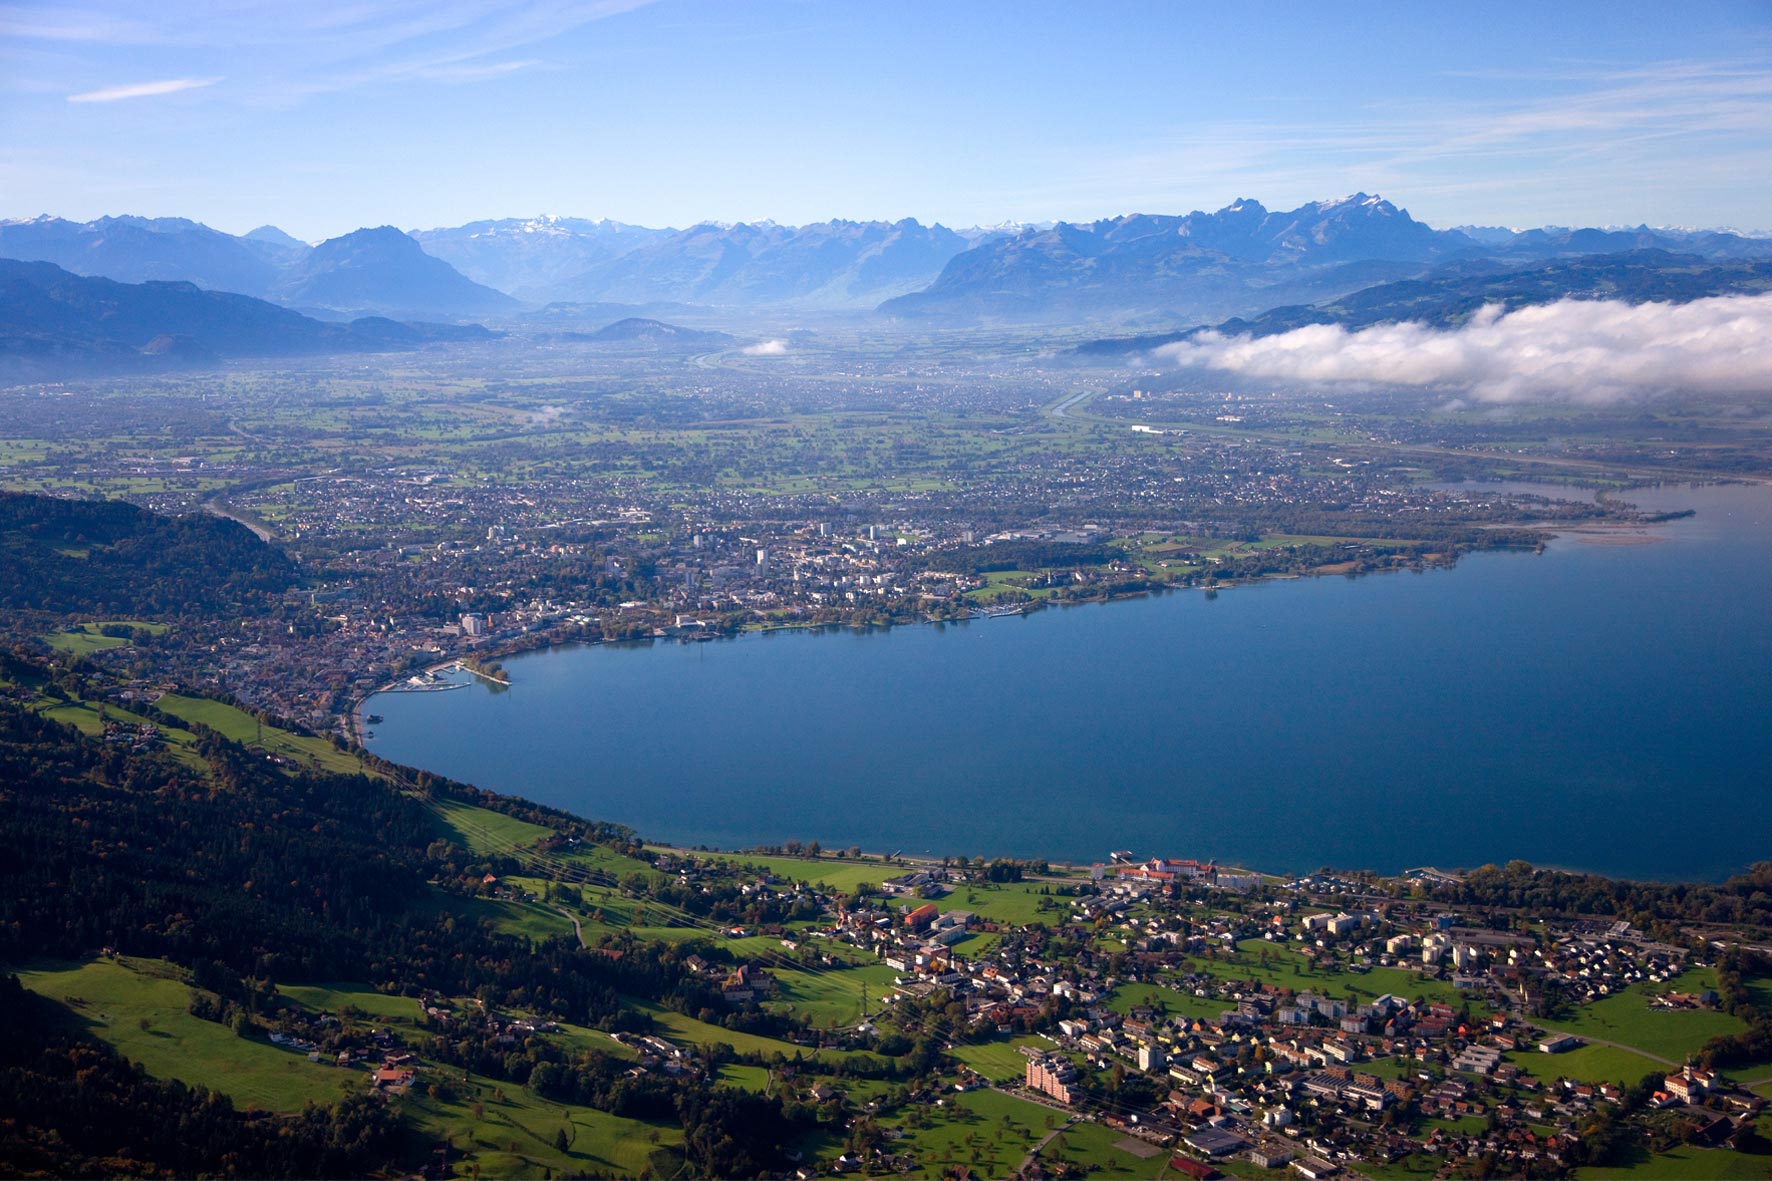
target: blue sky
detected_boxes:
[2,0,1770,240]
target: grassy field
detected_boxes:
[414,886,578,944]
[428,797,557,854]
[716,1062,774,1092]
[17,958,349,1113]
[40,620,171,656]
[888,1087,1058,1179]
[1038,1118,1175,1179]
[1538,968,1747,1063]
[154,692,368,776]
[628,998,877,1067]
[1106,979,1229,1022]
[947,1034,1052,1083]
[32,696,206,770]
[558,840,661,881]
[1579,1145,1772,1179]
[14,961,683,1177]
[277,981,427,1024]
[766,962,901,1028]
[1363,1153,1452,1181]
[1506,1041,1666,1086]
[669,849,898,895]
[936,882,1066,926]
[1181,939,1474,1011]
[410,1081,682,1180]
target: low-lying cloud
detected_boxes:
[1155,293,1772,404]
[743,339,789,356]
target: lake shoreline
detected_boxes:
[361,482,1770,882]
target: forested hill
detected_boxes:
[0,492,294,615]
[0,650,817,1178]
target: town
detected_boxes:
[3,335,1704,739]
[40,818,1759,1181]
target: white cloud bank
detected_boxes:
[742,339,788,356]
[68,77,220,103]
[1155,293,1772,404]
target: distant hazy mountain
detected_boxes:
[544,317,737,347]
[1486,225,1772,262]
[880,194,1772,325]
[244,225,308,249]
[880,195,1477,324]
[411,216,672,303]
[553,218,975,308]
[0,258,496,379]
[239,224,311,270]
[275,226,519,318]
[11,202,1770,326]
[0,215,282,298]
[1072,250,1772,357]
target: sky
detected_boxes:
[2,1,1770,241]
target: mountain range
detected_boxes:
[4,196,1771,341]
[0,216,513,320]
[0,258,497,380]
[543,218,985,308]
[881,195,1772,324]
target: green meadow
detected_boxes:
[18,958,349,1113]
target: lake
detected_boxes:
[367,482,1772,882]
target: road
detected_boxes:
[558,907,585,947]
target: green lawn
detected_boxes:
[154,692,368,776]
[277,981,426,1024]
[717,1063,774,1092]
[410,1080,682,1180]
[670,849,898,895]
[15,962,684,1177]
[1539,967,1748,1063]
[1578,1144,1772,1179]
[766,962,901,1028]
[415,886,577,944]
[1039,1118,1174,1179]
[628,998,877,1068]
[947,1034,1051,1083]
[558,840,661,881]
[17,958,349,1113]
[1506,1041,1665,1087]
[883,1087,1057,1179]
[937,882,1066,926]
[429,797,557,854]
[40,620,170,656]
[34,698,205,771]
[43,629,130,655]
[1183,939,1473,1010]
[1363,1154,1451,1181]
[1106,979,1227,1022]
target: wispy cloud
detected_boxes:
[13,0,654,105]
[742,340,789,356]
[68,76,220,103]
[415,57,544,84]
[1154,294,1772,405]
[0,5,159,44]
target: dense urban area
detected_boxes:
[3,331,1750,738]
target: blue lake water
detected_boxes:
[367,483,1772,882]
